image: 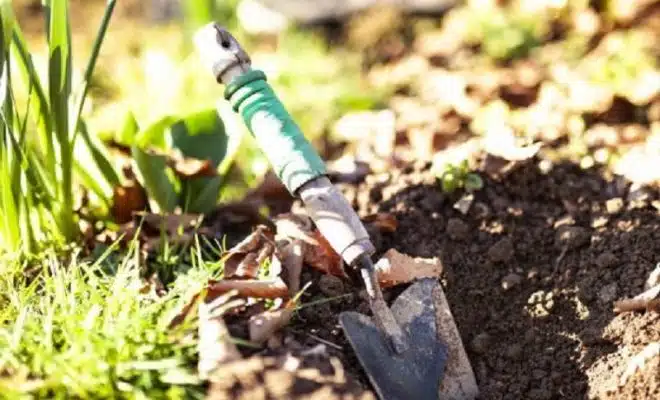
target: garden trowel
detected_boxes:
[194,23,477,400]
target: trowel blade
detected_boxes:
[339,278,449,400]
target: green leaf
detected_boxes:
[181,176,222,214]
[132,146,178,213]
[135,115,178,149]
[116,110,139,147]
[78,120,120,187]
[441,172,458,193]
[464,173,484,191]
[170,109,227,168]
[170,109,232,213]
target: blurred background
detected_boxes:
[9,0,660,216]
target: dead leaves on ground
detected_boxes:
[171,211,443,361]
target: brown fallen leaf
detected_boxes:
[249,306,294,344]
[618,342,660,388]
[374,248,444,288]
[274,213,317,245]
[170,156,216,179]
[198,300,242,380]
[235,241,275,279]
[223,225,276,279]
[207,278,289,300]
[111,182,148,224]
[613,285,660,313]
[482,124,541,161]
[363,213,398,233]
[144,147,217,179]
[280,239,304,296]
[302,230,347,278]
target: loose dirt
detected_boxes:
[281,157,660,399]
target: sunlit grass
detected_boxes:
[0,238,221,399]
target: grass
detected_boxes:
[0,238,219,399]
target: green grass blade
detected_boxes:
[78,120,120,187]
[11,27,55,172]
[70,0,116,140]
[46,0,75,240]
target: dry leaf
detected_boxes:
[248,306,294,344]
[223,225,275,278]
[302,230,346,278]
[171,157,216,179]
[483,124,541,161]
[145,147,217,179]
[274,213,317,245]
[363,213,398,233]
[280,240,304,296]
[374,248,444,288]
[111,181,148,224]
[618,342,660,387]
[207,278,289,300]
[198,300,242,380]
[613,285,660,313]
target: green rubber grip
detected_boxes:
[225,70,327,194]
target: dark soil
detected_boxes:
[284,157,660,399]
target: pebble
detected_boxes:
[605,198,624,214]
[488,238,515,263]
[598,282,618,304]
[555,226,590,250]
[471,333,491,354]
[318,275,345,297]
[501,273,523,291]
[447,218,469,241]
[505,344,523,360]
[595,252,619,268]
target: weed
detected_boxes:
[437,160,484,194]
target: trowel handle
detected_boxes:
[225,71,375,265]
[224,70,328,194]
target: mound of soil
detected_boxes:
[287,158,659,399]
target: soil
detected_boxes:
[280,157,660,400]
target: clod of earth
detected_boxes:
[487,237,515,263]
[555,225,591,250]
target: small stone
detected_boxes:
[318,275,345,297]
[527,268,540,279]
[447,218,469,241]
[488,238,515,263]
[598,283,618,304]
[528,388,552,400]
[555,226,590,250]
[595,252,619,268]
[645,263,660,290]
[605,198,624,214]
[501,273,523,291]
[471,333,491,354]
[505,344,523,360]
[532,369,547,380]
[453,193,474,215]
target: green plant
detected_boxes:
[463,6,549,62]
[0,0,118,254]
[0,240,213,398]
[437,160,484,193]
[108,108,243,214]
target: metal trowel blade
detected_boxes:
[339,278,449,400]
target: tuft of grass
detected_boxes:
[0,0,120,254]
[0,238,221,399]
